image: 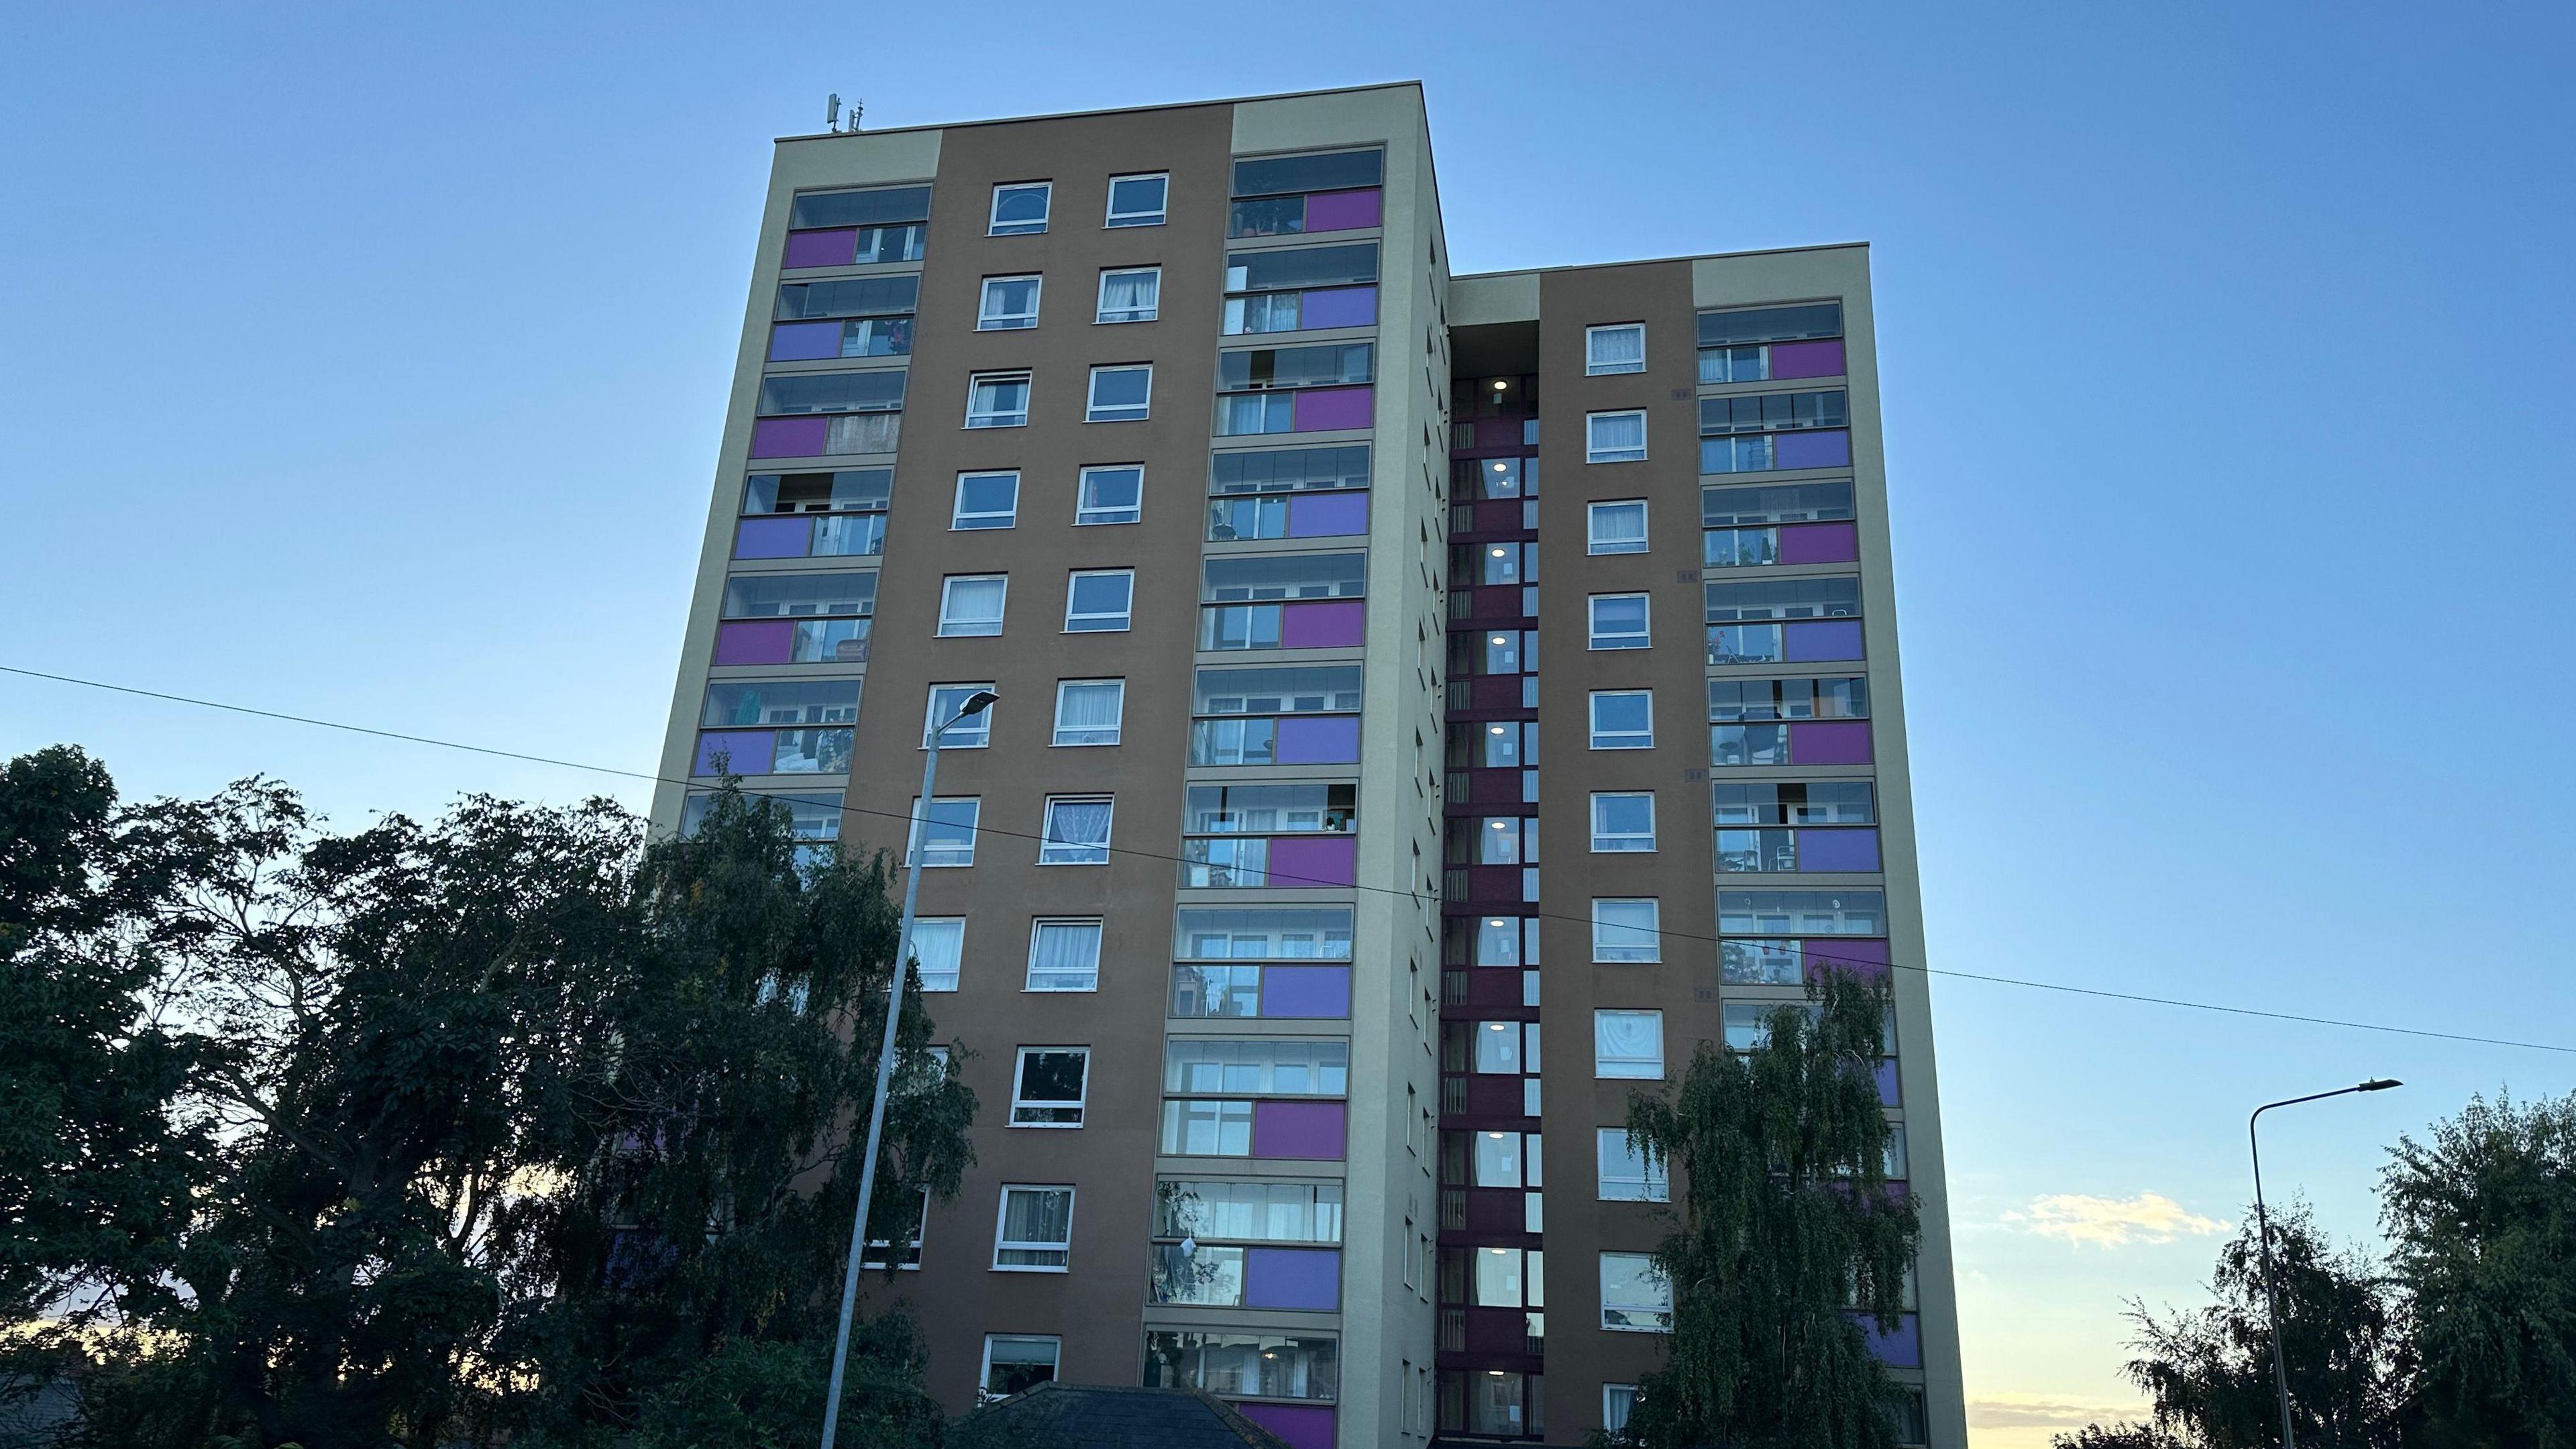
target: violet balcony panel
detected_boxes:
[1774,429,1853,471]
[1797,828,1882,874]
[1788,719,1873,765]
[694,730,774,777]
[733,517,811,559]
[1244,1247,1342,1311]
[1297,284,1378,330]
[767,321,844,362]
[712,620,796,665]
[1301,187,1383,232]
[1273,714,1361,765]
[1768,338,1847,380]
[1258,965,1351,1019]
[750,416,831,459]
[1803,936,1891,983]
[781,229,856,269]
[1856,1311,1923,1369]
[1250,1100,1347,1161]
[1279,600,1365,648]
[1291,386,1373,433]
[1778,521,1860,565]
[1267,836,1358,888]
[1783,619,1865,662]
[1285,490,1370,537]
[1236,1405,1335,1449]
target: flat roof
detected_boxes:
[777,80,1426,145]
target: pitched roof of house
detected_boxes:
[949,1383,1295,1449]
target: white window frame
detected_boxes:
[1591,898,1662,963]
[1587,322,1647,376]
[951,470,1020,530]
[923,683,998,748]
[1085,364,1152,422]
[1105,172,1169,227]
[1587,409,1648,464]
[1590,792,1656,853]
[1600,1251,1674,1331]
[1587,499,1650,555]
[1037,795,1114,866]
[908,917,965,991]
[965,370,1032,429]
[977,274,1042,331]
[861,1185,930,1270]
[1051,678,1126,747]
[989,182,1052,236]
[1008,1050,1089,1129]
[1064,569,1135,633]
[1588,689,1654,750]
[1096,266,1161,324]
[1075,464,1144,525]
[1597,1128,1670,1202]
[1587,592,1651,649]
[1593,1009,1665,1079]
[1025,917,1103,991]
[979,1333,1063,1400]
[1603,1384,1643,1435]
[906,796,981,868]
[991,1184,1076,1271]
[937,574,1008,637]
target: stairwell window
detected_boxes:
[1587,323,1646,375]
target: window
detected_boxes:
[1097,267,1161,323]
[1589,690,1654,750]
[1603,1385,1642,1434]
[1588,594,1650,649]
[1210,444,1371,494]
[1164,1039,1349,1095]
[938,575,1007,636]
[981,1334,1061,1398]
[1143,1331,1340,1401]
[1592,899,1660,962]
[1064,570,1134,632]
[965,371,1031,429]
[862,1186,928,1270]
[1154,1180,1344,1242]
[1587,323,1646,375]
[908,918,964,991]
[1601,1252,1673,1330]
[993,1183,1075,1271]
[907,796,981,868]
[1010,1049,1089,1128]
[1597,1129,1669,1202]
[1077,465,1142,525]
[978,276,1041,330]
[1719,890,1887,936]
[1591,794,1656,853]
[952,471,1019,529]
[1106,172,1169,227]
[1587,409,1648,463]
[924,684,997,748]
[1038,796,1113,865]
[1593,1010,1664,1079]
[1087,365,1152,422]
[1472,1131,1540,1187]
[1053,679,1125,746]
[1588,500,1649,555]
[1027,919,1102,991]
[989,182,1051,235]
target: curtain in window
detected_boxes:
[1594,1012,1662,1067]
[1589,412,1646,455]
[1590,327,1645,371]
[1030,922,1100,985]
[944,577,1006,624]
[1101,270,1160,317]
[1001,1189,1072,1247]
[909,920,963,988]
[1057,683,1122,735]
[1045,800,1113,851]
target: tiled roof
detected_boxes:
[950,1383,1295,1449]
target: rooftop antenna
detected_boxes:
[849,97,865,131]
[826,93,842,131]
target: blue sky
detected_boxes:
[3,2,2571,1438]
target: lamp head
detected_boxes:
[959,689,1000,716]
[2359,1078,2402,1092]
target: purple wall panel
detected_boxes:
[781,229,855,268]
[1244,1247,1342,1311]
[1286,490,1369,537]
[1778,521,1859,564]
[1297,284,1378,329]
[1259,965,1351,1018]
[1302,187,1383,231]
[1797,828,1882,873]
[1267,837,1357,888]
[767,321,843,362]
[1236,1404,1335,1449]
[1856,1312,1923,1368]
[1768,339,1847,379]
[1803,936,1890,983]
[750,417,830,458]
[1784,620,1864,662]
[1789,720,1873,765]
[694,731,773,777]
[1250,1100,1347,1160]
[1279,600,1365,648]
[1291,386,1373,432]
[712,621,795,665]
[1274,715,1360,764]
[1774,429,1853,470]
[733,517,811,559]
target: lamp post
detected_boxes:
[820,688,997,1449]
[2248,1077,2400,1449]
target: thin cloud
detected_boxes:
[2003,1192,2229,1247]
[1968,1394,2150,1428]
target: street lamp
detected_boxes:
[2249,1077,2400,1449]
[819,688,998,1449]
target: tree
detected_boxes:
[1608,967,1920,1449]
[2381,1091,2576,1449]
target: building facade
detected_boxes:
[650,83,1964,1449]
